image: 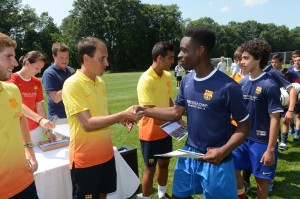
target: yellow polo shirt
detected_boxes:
[62,70,114,169]
[0,82,34,199]
[137,67,173,141]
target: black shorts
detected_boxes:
[140,136,172,167]
[176,76,183,81]
[71,157,117,198]
[10,181,38,199]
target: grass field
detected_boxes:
[45,71,300,199]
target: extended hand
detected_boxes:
[40,118,56,129]
[201,148,225,165]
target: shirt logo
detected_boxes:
[148,158,155,165]
[256,86,262,94]
[262,171,272,175]
[34,86,38,92]
[9,98,18,108]
[204,90,213,100]
[166,81,171,87]
[85,194,93,199]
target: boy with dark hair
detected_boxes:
[233,39,283,199]
[136,41,175,199]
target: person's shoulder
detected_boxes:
[2,81,19,91]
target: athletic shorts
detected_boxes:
[232,139,278,180]
[280,107,288,118]
[140,136,172,167]
[71,157,117,198]
[11,181,38,199]
[176,76,183,81]
[172,145,237,199]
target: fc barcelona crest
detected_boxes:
[204,90,213,100]
[255,86,262,94]
[9,98,18,108]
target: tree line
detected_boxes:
[1,0,300,72]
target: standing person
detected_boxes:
[42,42,73,121]
[230,58,240,76]
[174,60,185,88]
[230,47,247,83]
[233,39,283,199]
[216,56,227,73]
[136,41,175,199]
[8,51,56,146]
[0,32,38,199]
[143,27,250,199]
[285,53,300,141]
[62,37,144,199]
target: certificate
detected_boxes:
[154,149,204,159]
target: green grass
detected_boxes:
[44,71,300,199]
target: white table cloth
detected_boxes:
[34,146,139,199]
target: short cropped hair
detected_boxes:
[0,32,17,52]
[240,39,271,69]
[184,27,216,54]
[272,54,283,62]
[52,42,69,56]
[152,41,174,61]
[77,37,105,64]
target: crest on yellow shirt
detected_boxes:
[204,90,213,100]
[255,86,262,94]
[166,81,171,87]
[34,85,38,92]
[9,98,18,108]
[102,89,106,96]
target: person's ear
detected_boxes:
[197,46,205,57]
[83,54,90,63]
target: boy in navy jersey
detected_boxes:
[143,27,250,199]
[233,40,283,199]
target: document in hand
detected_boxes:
[160,121,188,141]
[154,149,204,159]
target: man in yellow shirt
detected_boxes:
[62,37,143,199]
[136,41,175,199]
[0,33,38,198]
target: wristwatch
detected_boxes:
[24,142,34,148]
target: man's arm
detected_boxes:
[48,90,63,104]
[75,106,144,132]
[285,86,296,122]
[203,117,250,165]
[20,115,38,172]
[260,112,280,167]
[144,104,185,122]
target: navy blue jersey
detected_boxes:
[175,69,249,153]
[264,65,291,88]
[285,66,300,84]
[240,72,283,144]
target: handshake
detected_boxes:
[119,105,146,131]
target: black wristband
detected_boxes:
[38,117,44,124]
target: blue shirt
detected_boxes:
[175,69,249,153]
[42,64,73,119]
[285,66,300,84]
[240,72,283,144]
[264,65,291,89]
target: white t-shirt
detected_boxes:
[175,65,185,77]
[231,63,240,75]
[217,61,226,73]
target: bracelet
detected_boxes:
[38,117,44,124]
[288,110,294,112]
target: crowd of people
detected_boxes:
[1,26,299,199]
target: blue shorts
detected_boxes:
[172,145,237,199]
[140,136,172,167]
[232,139,278,180]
